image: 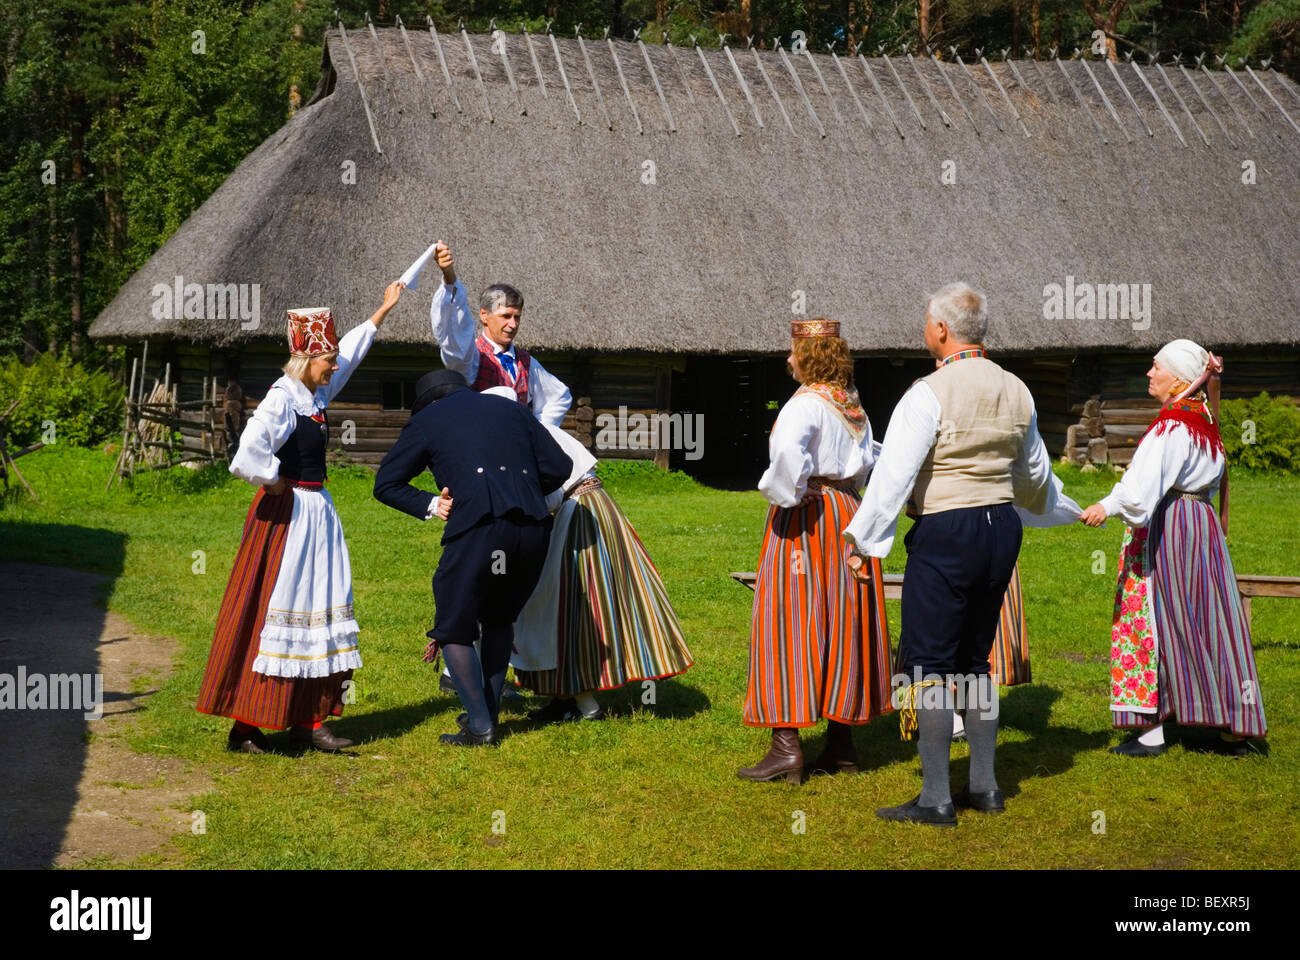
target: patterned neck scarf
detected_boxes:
[795,382,868,442]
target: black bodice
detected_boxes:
[277,410,329,483]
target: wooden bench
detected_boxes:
[730,571,1300,627]
[1236,575,1300,627]
[730,571,903,599]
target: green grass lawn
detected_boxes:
[3,446,1297,869]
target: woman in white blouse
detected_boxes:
[738,317,893,784]
[1080,339,1266,757]
[196,283,402,754]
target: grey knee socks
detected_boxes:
[917,684,954,808]
[963,674,999,794]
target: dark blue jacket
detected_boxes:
[373,386,573,542]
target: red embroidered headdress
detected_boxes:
[286,308,340,358]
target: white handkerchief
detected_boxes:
[398,241,439,290]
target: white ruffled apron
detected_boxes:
[252,485,363,678]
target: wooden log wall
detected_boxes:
[166,343,679,467]
[1059,351,1300,467]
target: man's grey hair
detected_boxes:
[927,282,987,345]
[480,283,524,315]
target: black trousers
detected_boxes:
[899,502,1023,677]
[429,511,551,647]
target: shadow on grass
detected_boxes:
[335,696,448,745]
[340,675,712,746]
[794,685,1112,793]
[954,684,1111,799]
[0,523,127,868]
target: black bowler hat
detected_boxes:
[412,369,468,415]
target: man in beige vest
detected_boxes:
[845,283,1078,825]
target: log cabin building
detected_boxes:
[90,26,1300,486]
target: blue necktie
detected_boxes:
[497,352,516,380]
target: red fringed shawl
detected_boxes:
[1142,399,1224,456]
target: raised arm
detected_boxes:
[320,281,402,406]
[429,242,480,384]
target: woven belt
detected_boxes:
[1171,489,1210,503]
[569,477,603,498]
[807,476,857,494]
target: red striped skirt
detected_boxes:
[744,487,893,727]
[195,487,352,730]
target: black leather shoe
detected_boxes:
[440,725,498,747]
[438,673,459,695]
[1109,737,1167,757]
[875,795,957,827]
[227,726,270,754]
[1214,736,1268,758]
[528,698,581,724]
[953,787,1005,813]
[289,724,353,752]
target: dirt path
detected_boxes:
[0,561,210,868]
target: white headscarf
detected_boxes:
[1154,339,1208,383]
[1155,338,1223,402]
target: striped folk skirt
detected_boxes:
[1111,495,1267,737]
[744,488,893,728]
[990,562,1031,686]
[196,487,352,730]
[513,484,693,698]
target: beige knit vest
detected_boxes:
[910,356,1035,515]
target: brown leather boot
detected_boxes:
[806,720,860,775]
[737,727,803,784]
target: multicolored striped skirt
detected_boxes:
[1111,494,1266,737]
[990,562,1031,686]
[744,487,893,727]
[196,487,352,729]
[513,483,693,697]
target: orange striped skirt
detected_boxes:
[744,487,893,727]
[195,487,351,730]
[990,562,1031,685]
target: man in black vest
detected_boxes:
[374,370,572,745]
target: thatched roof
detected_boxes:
[91,25,1300,355]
